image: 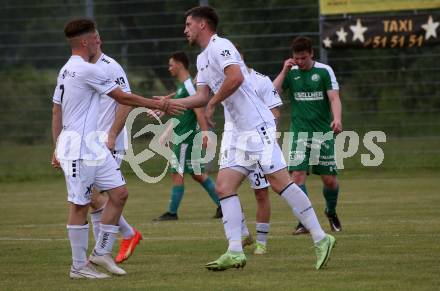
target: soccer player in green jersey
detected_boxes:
[153,51,221,221]
[273,36,343,234]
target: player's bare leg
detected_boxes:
[68,203,89,225]
[266,168,336,269]
[205,168,247,271]
[254,187,270,254]
[291,170,307,185]
[90,185,128,275]
[321,175,341,232]
[255,187,271,224]
[291,171,310,235]
[191,173,207,183]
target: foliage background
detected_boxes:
[0,0,439,180]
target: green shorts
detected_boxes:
[287,132,337,175]
[170,141,205,175]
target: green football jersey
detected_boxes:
[172,78,198,140]
[282,61,339,132]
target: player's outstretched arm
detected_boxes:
[148,92,177,118]
[107,87,185,115]
[173,85,210,109]
[273,58,295,93]
[328,90,342,134]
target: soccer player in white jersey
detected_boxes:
[174,6,336,271]
[51,18,184,279]
[232,46,283,255]
[88,41,142,264]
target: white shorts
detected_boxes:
[111,150,125,166]
[219,124,286,177]
[60,154,126,205]
[247,167,270,189]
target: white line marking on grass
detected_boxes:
[0,237,68,241]
[1,233,438,242]
[4,218,439,229]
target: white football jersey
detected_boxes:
[223,69,282,134]
[248,68,282,109]
[53,55,117,161]
[95,53,131,151]
[196,34,275,132]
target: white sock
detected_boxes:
[220,195,243,253]
[67,224,89,269]
[94,224,119,255]
[256,222,270,245]
[119,215,135,239]
[90,208,103,243]
[280,183,326,243]
[241,212,250,237]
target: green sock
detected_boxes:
[323,186,339,215]
[168,185,184,214]
[201,177,220,207]
[298,184,308,197]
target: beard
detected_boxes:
[187,37,195,46]
[185,32,198,47]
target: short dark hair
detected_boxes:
[185,6,219,31]
[291,36,313,53]
[64,18,96,38]
[170,51,189,69]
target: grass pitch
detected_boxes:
[0,169,439,290]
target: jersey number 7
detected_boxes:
[59,84,65,103]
